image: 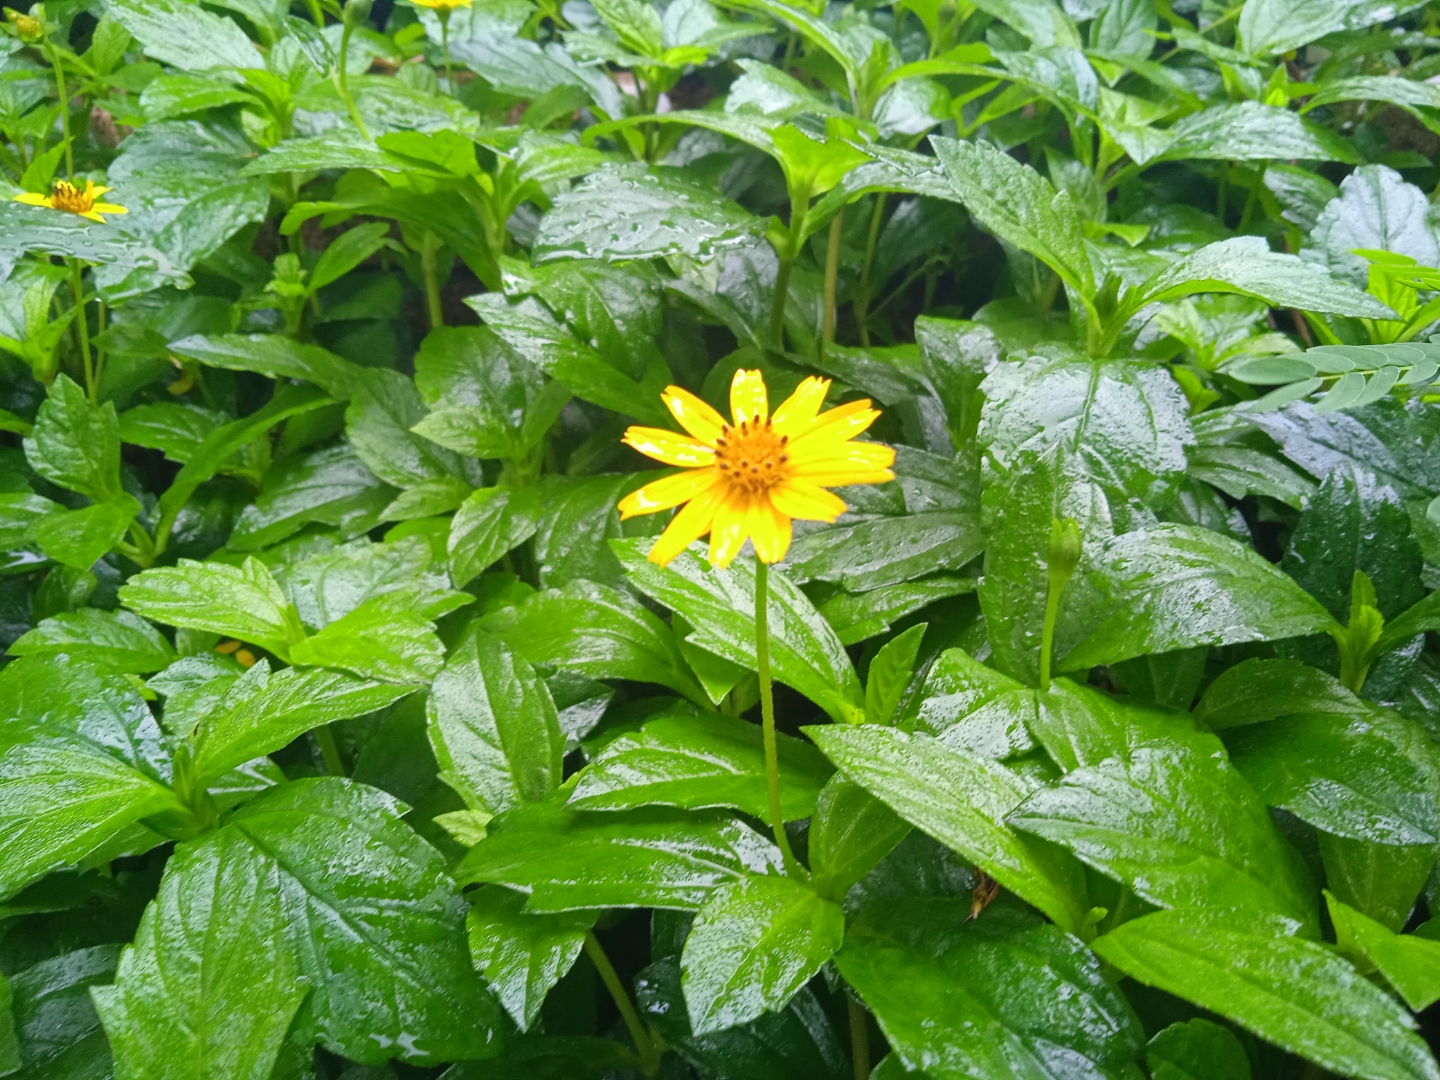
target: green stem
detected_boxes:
[855,195,886,347]
[306,0,325,27]
[1039,579,1060,693]
[440,11,455,97]
[584,932,661,1078]
[848,996,871,1080]
[68,260,94,402]
[49,44,74,181]
[821,208,844,358]
[768,254,794,351]
[313,724,346,776]
[421,231,444,330]
[335,24,371,141]
[755,560,802,877]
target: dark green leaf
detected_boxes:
[229,444,395,551]
[465,885,595,1031]
[23,375,123,503]
[448,485,545,587]
[168,334,363,401]
[9,945,119,1079]
[807,774,911,902]
[1147,1018,1252,1080]
[1327,889,1440,1011]
[345,368,462,489]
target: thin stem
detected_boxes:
[768,255,794,350]
[95,298,106,391]
[313,724,346,776]
[821,208,844,358]
[1039,581,1060,693]
[306,0,325,27]
[755,560,802,877]
[848,996,871,1080]
[68,260,94,402]
[440,12,455,97]
[421,231,444,330]
[49,44,74,180]
[584,932,661,1078]
[335,24,371,141]
[855,195,886,347]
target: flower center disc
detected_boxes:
[714,419,789,495]
[49,182,94,215]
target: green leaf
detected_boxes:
[92,821,308,1080]
[345,368,462,489]
[29,498,141,571]
[9,945,119,1078]
[1194,658,1364,729]
[1321,832,1438,933]
[465,885,595,1031]
[783,512,983,592]
[23,375,123,503]
[229,444,394,551]
[118,401,225,463]
[107,0,263,71]
[9,609,176,674]
[807,775,911,901]
[1055,524,1338,670]
[480,578,708,706]
[97,778,502,1068]
[168,334,363,401]
[817,577,976,646]
[1008,714,1319,930]
[428,627,564,817]
[864,624,927,727]
[533,164,765,264]
[1239,0,1353,57]
[309,221,391,294]
[681,875,844,1034]
[1327,889,1440,1011]
[1135,237,1393,320]
[120,557,304,659]
[278,534,462,628]
[1226,714,1439,845]
[1303,165,1438,288]
[1147,1019,1252,1080]
[839,899,1143,1080]
[1092,908,1440,1080]
[530,474,637,589]
[288,595,446,684]
[456,794,782,911]
[932,136,1093,298]
[1156,103,1360,165]
[411,326,559,459]
[439,1035,636,1080]
[189,660,413,785]
[906,647,1036,759]
[636,957,850,1080]
[467,294,670,424]
[449,485,545,587]
[614,542,865,724]
[0,741,183,902]
[568,712,833,819]
[805,724,1090,934]
[0,204,190,302]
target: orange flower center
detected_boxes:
[49,181,95,215]
[714,418,789,495]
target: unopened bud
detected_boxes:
[342,0,373,29]
[5,8,43,42]
[1047,517,1082,586]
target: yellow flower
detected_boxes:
[13,179,127,223]
[4,9,42,40]
[619,369,895,568]
[409,0,472,9]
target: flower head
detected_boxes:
[13,179,127,223]
[619,369,895,568]
[4,8,43,42]
[409,0,473,9]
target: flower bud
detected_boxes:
[342,0,373,29]
[1047,517,1082,586]
[4,7,44,42]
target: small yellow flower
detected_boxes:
[4,8,41,40]
[619,369,895,568]
[13,179,127,223]
[409,0,472,9]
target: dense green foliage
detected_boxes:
[4,0,1440,1076]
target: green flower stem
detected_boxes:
[849,996,871,1080]
[335,23,371,141]
[440,10,455,97]
[754,560,802,878]
[313,724,346,776]
[821,208,844,356]
[68,260,95,402]
[769,254,794,350]
[48,43,74,180]
[584,931,661,1078]
[1038,584,1061,694]
[421,231,444,330]
[855,195,886,346]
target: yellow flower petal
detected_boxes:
[93,202,127,215]
[622,426,716,467]
[729,369,768,426]
[769,481,846,522]
[708,493,751,568]
[80,211,105,223]
[748,497,791,563]
[13,193,50,207]
[787,408,882,459]
[648,485,725,566]
[790,443,896,484]
[662,385,726,446]
[618,468,719,519]
[771,376,831,437]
